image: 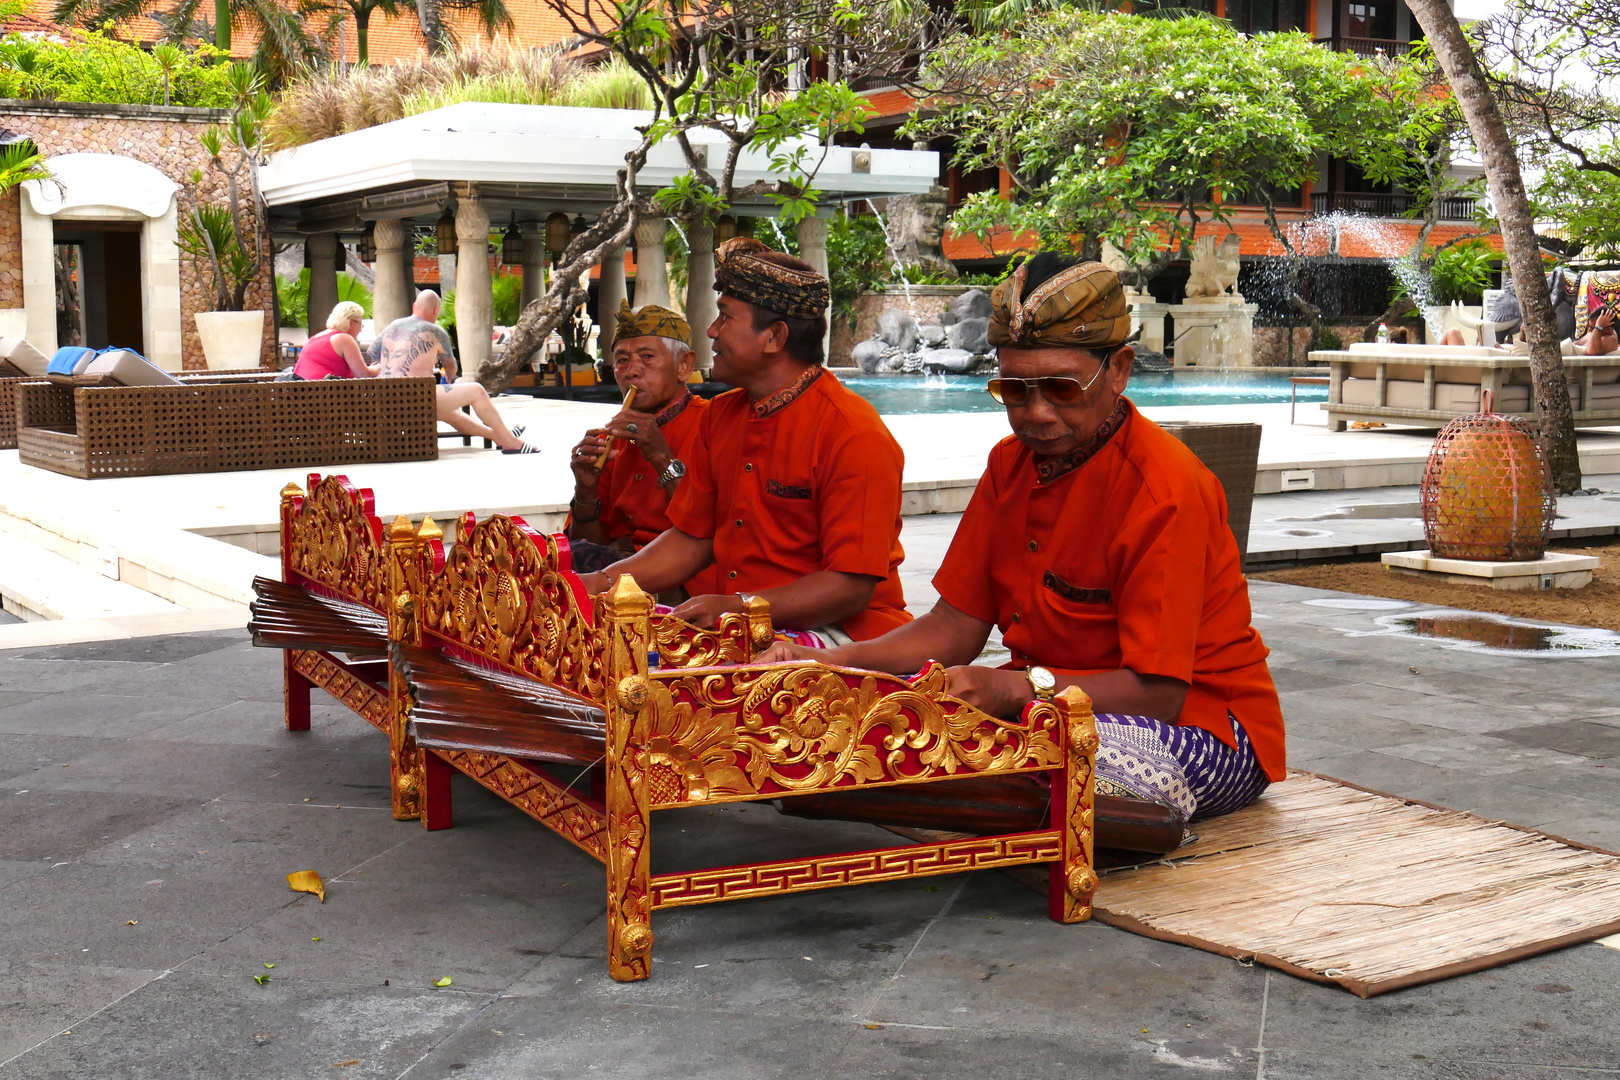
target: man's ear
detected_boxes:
[1108,345,1134,388]
[675,347,696,382]
[762,318,791,356]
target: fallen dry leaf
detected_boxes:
[287,870,325,902]
[263,963,275,969]
[333,1060,361,1068]
[253,973,270,985]
[433,976,452,987]
[125,921,137,926]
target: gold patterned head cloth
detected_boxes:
[612,300,690,348]
[988,258,1132,351]
[714,236,829,320]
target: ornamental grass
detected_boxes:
[264,41,653,150]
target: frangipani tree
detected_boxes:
[909,12,1401,280]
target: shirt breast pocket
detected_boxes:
[1037,569,1119,641]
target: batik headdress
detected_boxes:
[714,236,829,320]
[988,259,1132,351]
[613,300,690,347]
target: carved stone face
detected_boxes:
[915,194,949,244]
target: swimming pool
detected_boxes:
[841,371,1328,414]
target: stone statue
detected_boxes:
[884,185,958,281]
[1185,233,1242,298]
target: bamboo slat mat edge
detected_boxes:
[1090,772,1620,997]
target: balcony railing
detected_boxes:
[1314,36,1416,57]
[1311,191,1478,221]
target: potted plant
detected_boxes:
[177,66,272,370]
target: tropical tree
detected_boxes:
[1405,0,1579,492]
[320,0,406,66]
[50,0,323,85]
[473,0,941,393]
[176,67,273,311]
[416,0,514,55]
[907,12,1402,281]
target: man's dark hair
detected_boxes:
[1019,252,1085,297]
[746,302,826,366]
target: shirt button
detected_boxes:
[735,519,744,527]
[743,463,754,472]
[634,473,643,481]
[728,570,738,580]
[1027,540,1038,552]
[1012,612,1021,623]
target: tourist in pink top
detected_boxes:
[293,301,378,380]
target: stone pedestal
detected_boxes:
[370,218,410,331]
[1128,294,1169,354]
[1168,295,1258,368]
[1382,550,1599,591]
[634,219,671,308]
[685,225,716,372]
[306,231,338,336]
[453,197,493,375]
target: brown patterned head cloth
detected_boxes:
[988,258,1133,351]
[613,300,690,348]
[714,236,830,319]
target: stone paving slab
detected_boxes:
[4,575,1620,1075]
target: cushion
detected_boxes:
[1384,379,1428,409]
[80,349,182,387]
[1586,382,1620,407]
[0,337,49,377]
[46,345,97,376]
[1590,367,1620,384]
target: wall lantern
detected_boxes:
[435,209,457,255]
[571,214,589,238]
[501,213,523,265]
[358,223,376,264]
[545,212,571,256]
[715,215,738,244]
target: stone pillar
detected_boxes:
[795,214,830,362]
[453,197,493,377]
[371,219,410,331]
[598,246,627,358]
[521,225,547,310]
[633,218,670,308]
[306,231,339,336]
[400,231,418,306]
[685,225,716,372]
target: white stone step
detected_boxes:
[0,531,184,622]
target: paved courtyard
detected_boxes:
[3,515,1620,1078]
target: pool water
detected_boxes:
[841,371,1328,415]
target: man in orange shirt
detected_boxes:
[566,302,711,594]
[763,254,1285,823]
[578,237,910,643]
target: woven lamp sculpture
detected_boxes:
[1420,390,1556,561]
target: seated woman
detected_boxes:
[760,255,1286,828]
[293,301,378,381]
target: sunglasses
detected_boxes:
[986,353,1114,407]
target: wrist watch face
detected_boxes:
[667,458,687,478]
[1027,665,1057,697]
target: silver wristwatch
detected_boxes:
[658,458,687,486]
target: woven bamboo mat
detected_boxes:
[1090,772,1620,996]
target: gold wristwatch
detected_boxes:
[1026,665,1057,702]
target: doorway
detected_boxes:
[53,220,144,353]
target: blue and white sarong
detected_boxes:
[1092,713,1269,821]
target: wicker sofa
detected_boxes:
[16,375,438,478]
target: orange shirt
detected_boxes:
[667,366,912,641]
[933,400,1286,781]
[571,389,716,596]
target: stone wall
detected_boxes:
[0,188,19,310]
[0,101,274,368]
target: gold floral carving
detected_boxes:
[649,596,773,668]
[287,475,388,610]
[384,515,443,823]
[420,515,606,702]
[640,661,1061,806]
[1050,687,1098,923]
[650,834,1062,908]
[433,748,608,860]
[601,575,655,982]
[290,649,389,731]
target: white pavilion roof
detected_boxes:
[259,102,938,210]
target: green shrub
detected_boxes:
[828,212,890,329]
[275,270,374,328]
[1429,239,1497,306]
[0,29,238,107]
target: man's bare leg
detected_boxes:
[438,383,523,450]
